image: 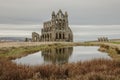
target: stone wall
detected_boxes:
[32,32,40,42]
[40,9,73,42]
[98,37,109,42]
[32,10,73,42]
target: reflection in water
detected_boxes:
[42,47,73,64]
[12,46,111,66]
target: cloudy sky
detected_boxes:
[0,0,120,25]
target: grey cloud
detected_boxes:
[0,0,120,24]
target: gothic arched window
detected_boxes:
[59,33,61,39]
[63,33,65,39]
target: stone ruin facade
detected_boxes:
[32,32,40,42]
[32,9,73,42]
[98,37,109,42]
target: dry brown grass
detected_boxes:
[0,59,120,80]
[0,59,34,80]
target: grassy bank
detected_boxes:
[0,42,120,61]
[99,43,120,61]
[112,42,120,44]
[0,43,64,59]
[0,59,120,80]
[0,42,99,60]
[0,45,46,60]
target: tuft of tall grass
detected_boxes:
[0,59,119,80]
[32,59,120,80]
[0,59,34,80]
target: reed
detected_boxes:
[0,58,34,80]
[0,59,120,80]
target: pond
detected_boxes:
[12,46,111,65]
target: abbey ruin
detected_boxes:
[32,9,73,42]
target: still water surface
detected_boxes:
[12,46,111,65]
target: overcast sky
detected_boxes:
[0,0,120,25]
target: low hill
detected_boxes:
[0,37,26,42]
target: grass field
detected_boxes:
[0,42,120,80]
[112,42,120,44]
[0,42,99,59]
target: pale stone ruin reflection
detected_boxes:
[41,47,73,64]
[32,9,73,42]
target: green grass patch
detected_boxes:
[0,43,76,59]
[111,42,120,44]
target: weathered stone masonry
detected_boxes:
[32,32,40,42]
[32,9,73,42]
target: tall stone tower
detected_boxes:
[32,9,73,42]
